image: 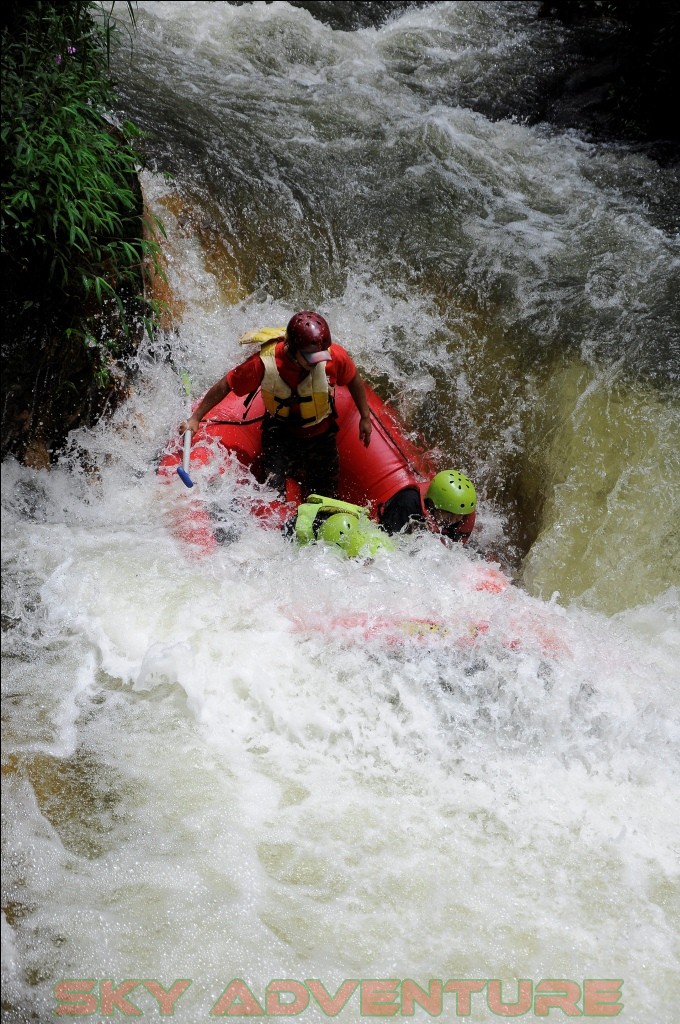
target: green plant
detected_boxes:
[1,1,166,361]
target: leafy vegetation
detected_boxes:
[1,1,166,463]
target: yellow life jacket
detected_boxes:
[239,327,332,427]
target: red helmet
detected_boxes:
[286,311,332,353]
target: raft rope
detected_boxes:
[202,386,426,480]
[202,386,265,427]
[204,415,265,426]
[365,404,425,480]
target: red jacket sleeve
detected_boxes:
[327,343,357,386]
[226,351,265,395]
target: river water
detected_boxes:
[2,3,679,1022]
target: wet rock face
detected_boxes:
[532,2,680,164]
[1,329,134,469]
[0,270,143,468]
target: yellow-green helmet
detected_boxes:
[317,513,358,551]
[317,513,394,558]
[426,470,477,515]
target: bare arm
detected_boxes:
[179,377,231,435]
[347,372,372,448]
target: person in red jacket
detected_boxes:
[378,470,477,545]
[180,311,371,498]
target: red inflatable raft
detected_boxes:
[157,386,566,659]
[158,382,438,550]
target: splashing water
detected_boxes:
[3,3,679,1022]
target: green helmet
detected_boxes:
[317,513,394,558]
[426,470,477,515]
[317,513,358,552]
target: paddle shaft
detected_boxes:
[177,368,194,488]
